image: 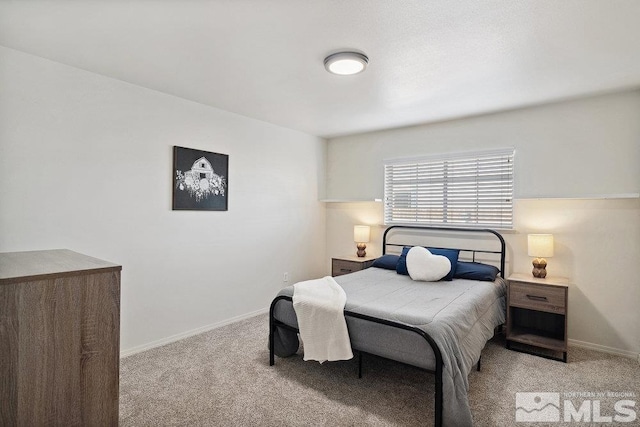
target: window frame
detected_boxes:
[383,148,515,230]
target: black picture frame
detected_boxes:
[172,146,228,211]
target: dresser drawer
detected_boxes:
[509,281,566,314]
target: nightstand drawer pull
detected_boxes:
[340,268,352,273]
[526,294,548,301]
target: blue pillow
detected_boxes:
[453,261,499,282]
[371,254,400,270]
[396,246,459,281]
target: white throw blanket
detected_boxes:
[292,276,353,363]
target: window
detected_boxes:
[384,148,514,229]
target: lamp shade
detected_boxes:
[528,234,554,258]
[353,225,370,243]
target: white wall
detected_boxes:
[326,91,640,356]
[327,91,640,200]
[0,46,327,353]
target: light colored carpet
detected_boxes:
[120,314,639,426]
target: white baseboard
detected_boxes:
[120,307,269,358]
[568,338,639,360]
[120,311,639,362]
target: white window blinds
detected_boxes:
[384,148,514,229]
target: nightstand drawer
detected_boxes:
[509,281,566,314]
[331,257,376,277]
[332,259,359,276]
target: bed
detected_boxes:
[268,226,507,427]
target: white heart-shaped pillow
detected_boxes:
[406,246,451,282]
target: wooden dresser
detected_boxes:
[0,249,122,426]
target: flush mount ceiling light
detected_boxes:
[324,52,369,75]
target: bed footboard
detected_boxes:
[268,295,444,427]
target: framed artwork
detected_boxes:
[173,146,228,211]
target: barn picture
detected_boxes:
[173,146,228,211]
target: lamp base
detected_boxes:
[532,257,547,278]
[356,243,367,257]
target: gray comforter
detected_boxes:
[273,267,506,426]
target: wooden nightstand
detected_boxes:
[506,273,569,362]
[331,255,377,277]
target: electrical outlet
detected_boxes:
[283,272,289,283]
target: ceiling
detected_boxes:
[1,1,639,138]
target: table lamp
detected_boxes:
[528,234,554,278]
[353,225,370,257]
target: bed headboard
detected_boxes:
[382,225,506,278]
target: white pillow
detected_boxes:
[406,246,451,282]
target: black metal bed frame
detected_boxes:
[269,225,506,427]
